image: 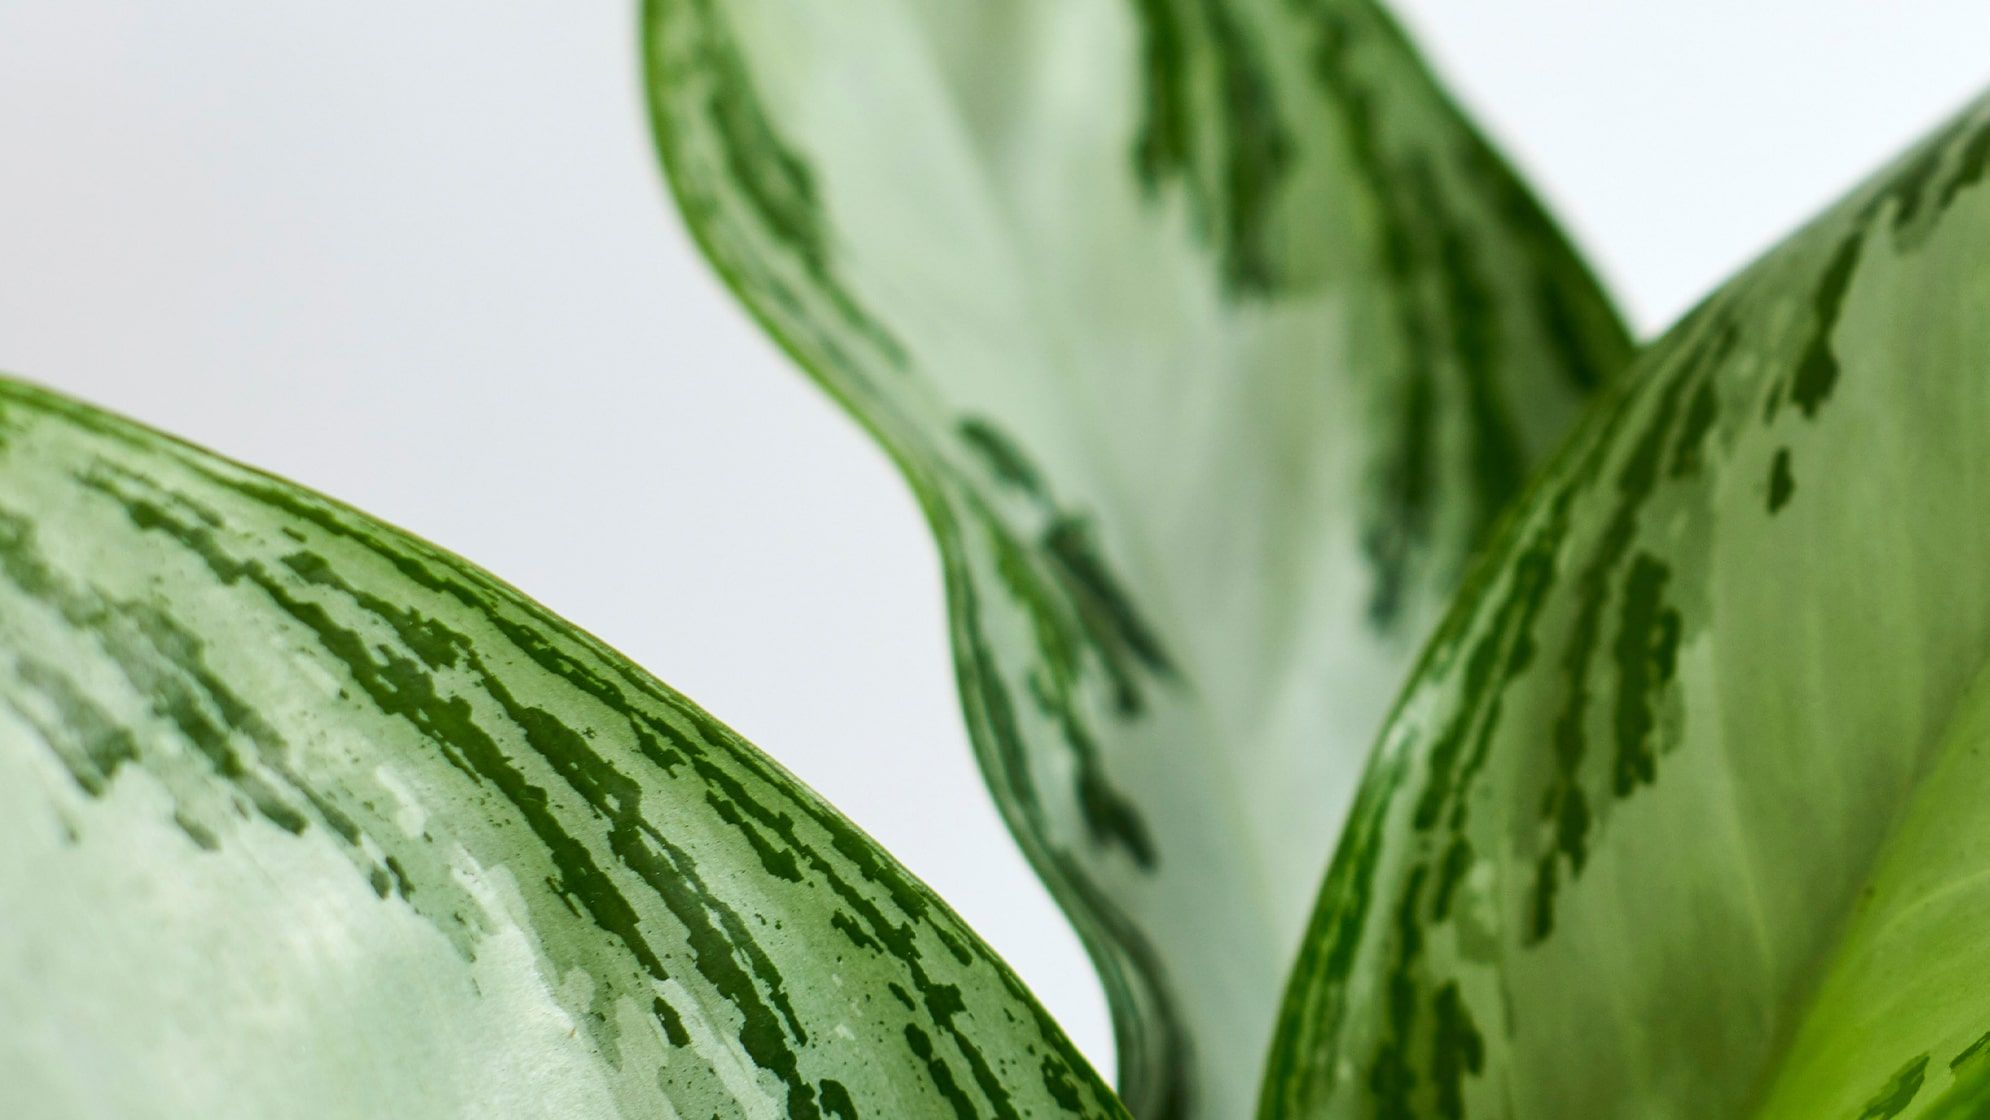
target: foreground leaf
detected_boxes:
[643,1,1630,1112]
[0,379,1123,1120]
[1263,93,1990,1119]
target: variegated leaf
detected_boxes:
[0,379,1124,1120]
[1262,92,1990,1120]
[642,0,1630,1114]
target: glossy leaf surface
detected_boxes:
[643,2,1630,1113]
[0,380,1123,1120]
[1263,93,1990,1120]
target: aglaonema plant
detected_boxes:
[6,2,1990,1119]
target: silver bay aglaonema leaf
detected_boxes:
[642,2,1631,1114]
[1262,93,1990,1119]
[0,379,1124,1120]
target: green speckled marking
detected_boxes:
[1612,553,1680,796]
[1768,447,1797,514]
[1787,232,1863,420]
[1127,0,1294,292]
[1915,1032,1990,1119]
[1854,1055,1927,1120]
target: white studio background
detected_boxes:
[3,0,1989,1078]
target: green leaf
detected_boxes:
[0,379,1123,1120]
[1262,95,1990,1119]
[643,0,1629,1113]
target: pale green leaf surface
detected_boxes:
[1263,94,1990,1119]
[0,379,1124,1120]
[642,3,1630,1114]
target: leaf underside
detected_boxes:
[0,380,1125,1120]
[642,1,1629,1114]
[1263,92,1990,1120]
